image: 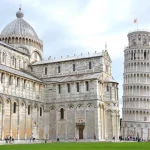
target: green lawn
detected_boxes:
[0,142,150,150]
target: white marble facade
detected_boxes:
[121,30,150,140]
[0,8,120,141]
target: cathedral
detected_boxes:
[0,8,120,141]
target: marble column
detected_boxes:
[10,102,12,136]
[24,104,27,140]
[141,128,143,138]
[65,110,67,139]
[1,101,4,140]
[148,128,150,139]
[17,102,20,140]
[94,106,100,140]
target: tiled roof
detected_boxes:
[0,64,42,82]
[0,41,29,56]
[104,76,118,83]
[43,72,103,83]
[33,52,103,65]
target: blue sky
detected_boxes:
[1,0,150,117]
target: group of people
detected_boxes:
[119,135,148,142]
[124,136,147,142]
[5,136,14,143]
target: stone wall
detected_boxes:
[32,56,109,78]
[0,96,45,140]
[0,45,29,70]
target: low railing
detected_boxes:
[124,44,150,49]
[128,29,150,34]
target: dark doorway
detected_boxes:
[79,128,83,139]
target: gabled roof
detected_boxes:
[32,52,103,65]
[104,76,118,83]
[103,50,112,62]
[0,64,42,82]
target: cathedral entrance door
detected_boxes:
[79,128,83,139]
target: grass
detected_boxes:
[0,142,150,150]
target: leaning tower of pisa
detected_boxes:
[121,30,150,140]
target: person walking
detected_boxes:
[57,136,59,142]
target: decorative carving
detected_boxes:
[87,103,93,108]
[137,124,141,127]
[34,121,36,126]
[77,104,83,108]
[78,118,84,123]
[76,118,85,127]
[34,104,37,108]
[68,104,74,109]
[21,102,24,107]
[6,99,10,104]
[44,109,50,112]
[145,124,148,128]
[107,103,110,106]
[130,124,133,127]
[113,103,116,106]
[50,105,55,110]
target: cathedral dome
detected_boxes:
[0,8,39,41]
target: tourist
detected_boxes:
[57,136,59,142]
[30,135,32,142]
[9,136,12,143]
[94,135,96,140]
[12,137,14,143]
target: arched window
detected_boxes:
[34,52,37,60]
[106,65,108,72]
[17,77,20,87]
[89,61,92,69]
[58,84,61,93]
[58,66,61,73]
[73,64,75,71]
[28,105,30,115]
[40,107,42,116]
[144,51,146,60]
[1,73,4,83]
[33,82,36,91]
[9,75,13,85]
[76,82,79,92]
[106,85,109,91]
[12,56,15,65]
[60,108,64,119]
[19,60,21,69]
[45,67,47,75]
[2,52,5,63]
[24,80,26,89]
[15,58,16,68]
[67,83,70,93]
[24,61,26,69]
[85,81,89,91]
[13,102,17,113]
